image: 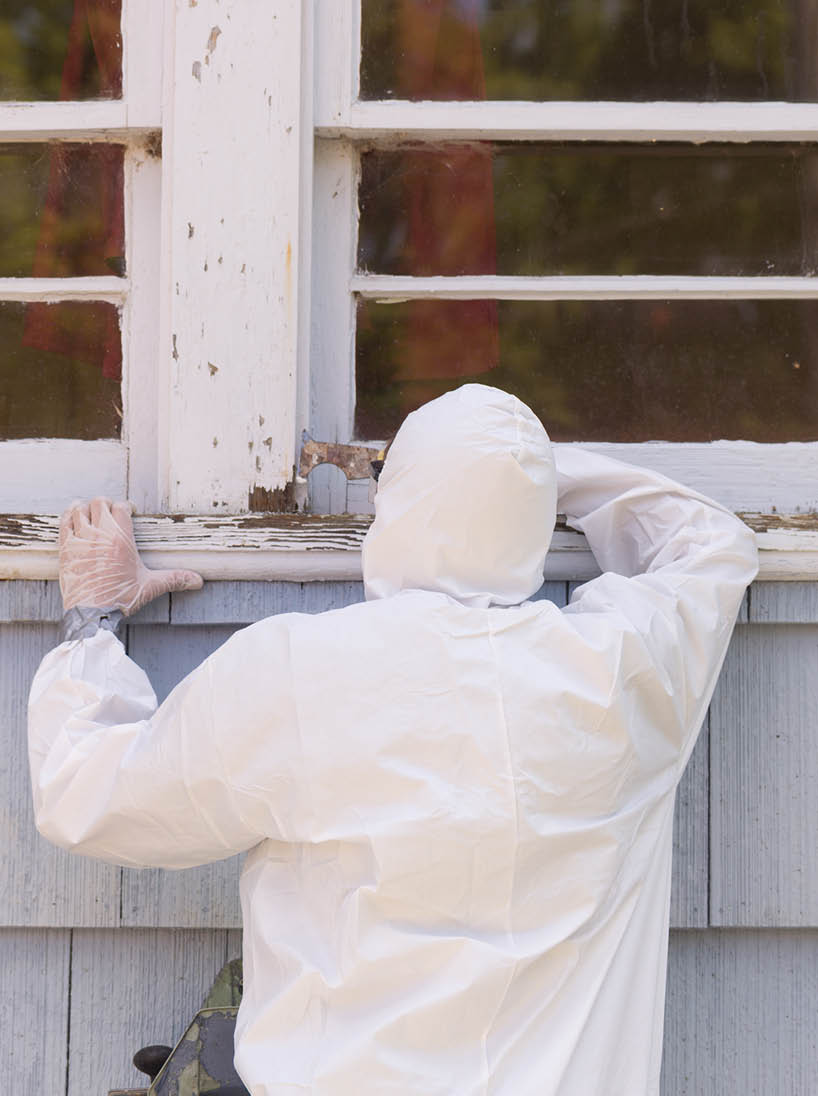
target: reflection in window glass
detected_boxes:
[0,143,124,277]
[361,0,818,102]
[356,298,818,442]
[0,0,122,101]
[0,300,121,439]
[359,143,818,277]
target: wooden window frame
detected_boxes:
[2,0,816,582]
[0,0,164,512]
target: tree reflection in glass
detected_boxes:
[362,0,818,102]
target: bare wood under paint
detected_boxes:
[0,512,815,582]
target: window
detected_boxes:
[0,0,162,512]
[310,0,818,524]
[2,0,816,582]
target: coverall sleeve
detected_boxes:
[555,446,758,767]
[28,617,302,869]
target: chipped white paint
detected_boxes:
[309,142,360,514]
[317,99,818,142]
[123,146,163,512]
[122,0,165,129]
[353,274,818,301]
[159,0,308,512]
[0,514,815,582]
[314,0,359,125]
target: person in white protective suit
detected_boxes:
[29,384,758,1095]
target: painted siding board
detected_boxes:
[0,580,62,623]
[0,928,70,1096]
[670,722,709,929]
[0,623,119,927]
[123,625,244,926]
[661,929,818,1095]
[750,580,818,623]
[67,928,231,1096]
[711,624,818,926]
[170,579,364,625]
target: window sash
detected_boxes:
[309,0,818,518]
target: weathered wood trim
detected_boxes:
[0,100,152,139]
[159,0,306,513]
[0,513,815,582]
[352,273,818,301]
[317,99,818,142]
[0,276,128,301]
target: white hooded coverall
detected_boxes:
[28,385,758,1095]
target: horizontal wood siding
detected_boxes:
[661,929,818,1095]
[0,928,70,1095]
[711,623,818,927]
[0,623,120,927]
[2,581,817,1093]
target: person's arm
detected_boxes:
[555,447,758,767]
[28,499,301,868]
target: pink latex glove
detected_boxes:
[59,497,203,615]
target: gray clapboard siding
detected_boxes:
[123,625,244,927]
[670,722,709,930]
[0,579,62,622]
[1,928,71,1096]
[711,624,818,927]
[661,929,818,1096]
[67,928,234,1096]
[750,581,818,624]
[0,623,120,927]
[169,579,365,624]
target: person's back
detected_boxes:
[28,385,757,1094]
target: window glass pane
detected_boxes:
[359,143,818,276]
[0,1,122,100]
[355,298,818,442]
[0,143,124,277]
[361,0,818,102]
[0,300,121,439]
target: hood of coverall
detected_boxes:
[362,384,557,607]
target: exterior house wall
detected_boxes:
[2,579,816,1094]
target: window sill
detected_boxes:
[1,513,816,583]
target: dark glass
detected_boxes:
[0,1,122,100]
[361,0,818,102]
[0,143,124,277]
[359,143,818,276]
[0,300,122,439]
[355,298,818,442]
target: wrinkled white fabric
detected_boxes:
[29,385,757,1095]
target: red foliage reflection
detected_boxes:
[24,1,123,381]
[380,0,498,415]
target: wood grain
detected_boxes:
[711,624,818,926]
[0,928,70,1096]
[67,929,231,1096]
[662,929,818,1095]
[0,623,119,926]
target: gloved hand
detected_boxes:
[59,497,203,615]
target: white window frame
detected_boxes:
[2,0,816,582]
[310,0,818,520]
[0,0,164,512]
